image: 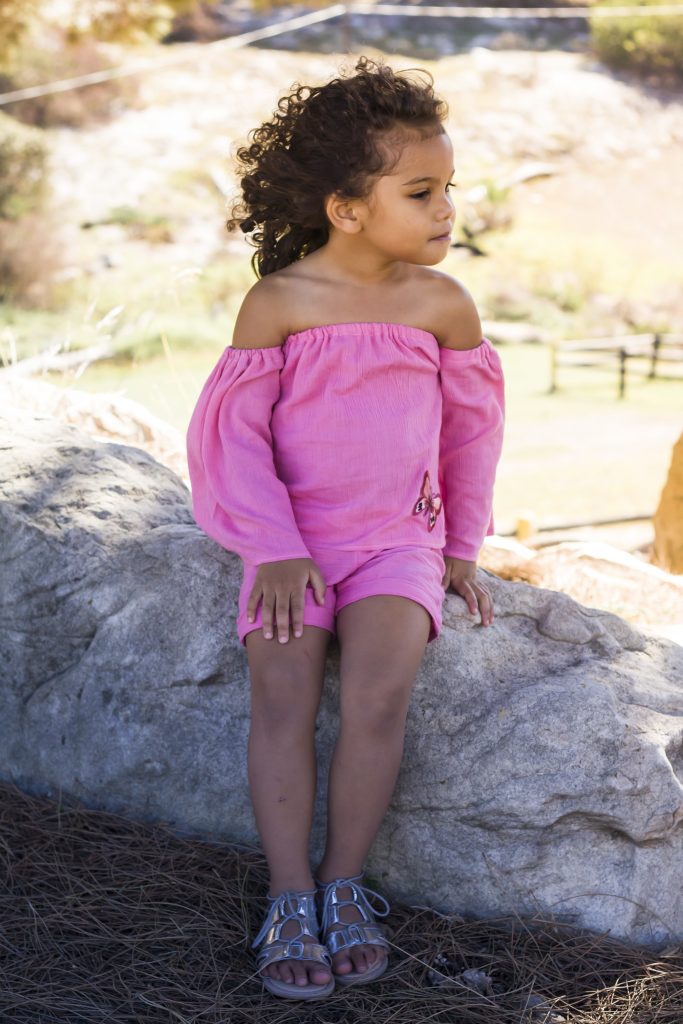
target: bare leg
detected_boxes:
[315,595,430,977]
[246,624,332,988]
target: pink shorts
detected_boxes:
[237,545,446,646]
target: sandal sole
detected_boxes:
[261,976,335,1000]
[333,953,389,987]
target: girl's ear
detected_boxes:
[324,192,363,235]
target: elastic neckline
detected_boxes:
[284,321,439,346]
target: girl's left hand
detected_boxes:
[442,556,494,627]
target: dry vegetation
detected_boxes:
[1,780,681,1023]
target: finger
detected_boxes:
[275,589,292,644]
[458,582,479,615]
[469,582,492,623]
[313,569,327,605]
[261,594,274,640]
[290,588,305,639]
[475,586,494,625]
[247,585,262,624]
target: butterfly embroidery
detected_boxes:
[412,470,442,531]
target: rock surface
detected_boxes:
[6,378,679,638]
[480,535,683,630]
[1,415,682,949]
[654,432,683,575]
[0,377,189,486]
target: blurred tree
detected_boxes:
[0,1,43,64]
[0,110,47,219]
[591,0,683,79]
[59,1,221,46]
[0,0,221,61]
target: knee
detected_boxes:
[340,679,411,737]
[250,667,317,737]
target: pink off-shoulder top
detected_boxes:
[186,321,505,566]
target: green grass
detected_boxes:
[52,343,224,432]
[0,307,232,364]
[494,342,681,530]
[0,256,253,363]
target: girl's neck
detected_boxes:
[309,233,408,288]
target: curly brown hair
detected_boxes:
[226,55,449,278]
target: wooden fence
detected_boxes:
[548,333,683,398]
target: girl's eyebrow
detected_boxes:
[402,169,456,185]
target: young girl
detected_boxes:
[186,55,505,1001]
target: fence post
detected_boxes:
[549,343,557,394]
[618,347,627,399]
[649,333,661,379]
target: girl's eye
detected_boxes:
[410,181,458,200]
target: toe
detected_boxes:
[292,962,309,987]
[350,947,368,974]
[279,962,295,985]
[310,965,332,986]
[333,952,353,975]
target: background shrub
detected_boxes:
[0,110,48,219]
[0,110,65,307]
[0,0,217,57]
[0,208,66,308]
[0,0,42,65]
[0,28,142,129]
[590,0,683,79]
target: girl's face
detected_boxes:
[356,130,456,266]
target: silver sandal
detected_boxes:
[315,873,391,987]
[251,888,335,1000]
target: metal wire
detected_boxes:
[1,1,681,107]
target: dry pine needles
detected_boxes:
[0,780,681,1024]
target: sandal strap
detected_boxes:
[251,889,320,951]
[315,873,391,956]
[325,922,390,957]
[255,938,332,971]
[315,873,391,931]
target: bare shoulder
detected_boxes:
[420,269,483,350]
[231,273,292,349]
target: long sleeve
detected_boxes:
[438,337,505,562]
[186,345,313,566]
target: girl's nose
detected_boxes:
[440,193,455,218]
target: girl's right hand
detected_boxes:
[247,558,327,643]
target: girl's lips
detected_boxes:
[430,233,452,241]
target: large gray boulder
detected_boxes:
[1,414,682,949]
